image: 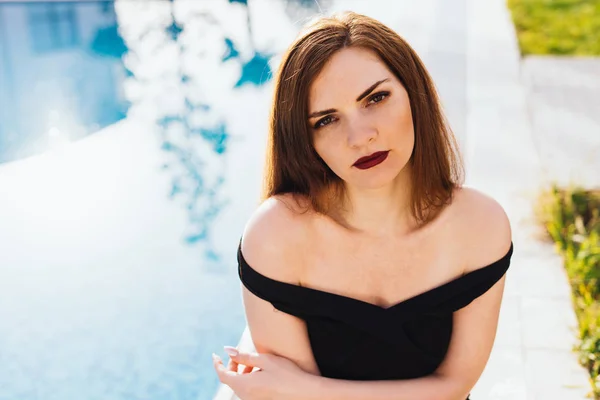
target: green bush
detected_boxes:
[536,186,600,395]
[507,0,600,56]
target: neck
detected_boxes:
[336,166,417,237]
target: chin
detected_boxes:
[351,166,404,190]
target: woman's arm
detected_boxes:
[239,196,321,376]
[242,288,320,375]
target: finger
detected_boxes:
[224,348,265,369]
[241,365,254,374]
[227,358,239,373]
[224,347,240,373]
[213,354,237,384]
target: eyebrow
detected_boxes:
[308,78,390,119]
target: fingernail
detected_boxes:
[224,346,238,357]
[212,353,220,361]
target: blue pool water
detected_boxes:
[0,2,127,163]
[0,1,322,399]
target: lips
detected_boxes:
[353,151,389,170]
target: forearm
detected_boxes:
[303,372,470,400]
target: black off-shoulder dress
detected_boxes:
[238,241,514,400]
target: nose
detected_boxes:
[346,118,377,148]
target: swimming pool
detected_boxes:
[0,0,465,399]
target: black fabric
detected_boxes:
[238,241,513,397]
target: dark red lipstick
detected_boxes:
[353,151,389,170]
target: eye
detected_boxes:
[313,115,337,129]
[367,91,390,105]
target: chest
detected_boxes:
[300,235,463,309]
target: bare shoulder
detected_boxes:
[241,193,313,284]
[451,186,513,272]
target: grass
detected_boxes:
[535,185,600,396]
[507,0,600,55]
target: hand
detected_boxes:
[212,347,314,400]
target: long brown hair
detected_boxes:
[262,11,464,226]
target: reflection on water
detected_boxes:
[0,1,129,163]
[116,0,276,262]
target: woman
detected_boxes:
[213,11,513,400]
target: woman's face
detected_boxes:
[308,47,415,190]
